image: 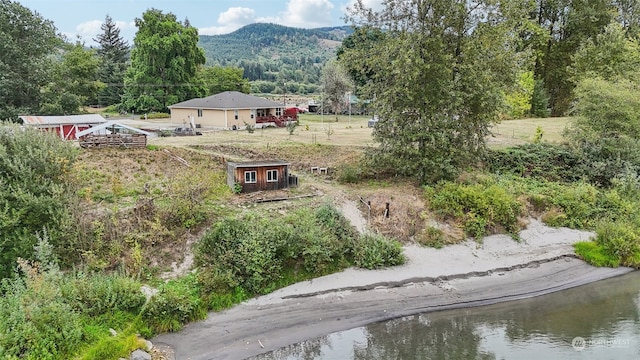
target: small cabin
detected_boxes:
[227,160,296,193]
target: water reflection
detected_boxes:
[252,272,640,360]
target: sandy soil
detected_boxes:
[152,221,635,360]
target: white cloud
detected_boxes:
[199,7,256,35]
[343,0,385,13]
[280,0,335,28]
[73,19,135,45]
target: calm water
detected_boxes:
[253,271,640,360]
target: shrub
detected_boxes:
[61,272,146,317]
[425,180,522,239]
[337,164,362,184]
[142,274,207,333]
[594,221,640,268]
[146,112,170,119]
[0,260,83,360]
[353,234,405,269]
[0,125,78,278]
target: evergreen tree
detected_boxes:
[94,14,129,107]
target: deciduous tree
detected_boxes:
[320,60,353,121]
[344,0,522,183]
[0,0,59,120]
[123,9,205,113]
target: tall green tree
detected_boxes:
[528,0,614,115]
[344,0,522,183]
[94,14,129,107]
[123,9,205,113]
[39,41,104,115]
[196,66,250,96]
[320,61,354,121]
[0,0,60,120]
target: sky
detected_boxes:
[18,0,384,45]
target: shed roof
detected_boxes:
[20,114,107,126]
[76,121,153,138]
[228,160,290,168]
[169,91,283,110]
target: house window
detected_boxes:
[197,109,203,117]
[250,109,255,119]
[234,109,239,120]
[276,108,282,116]
[244,170,257,183]
[267,169,278,182]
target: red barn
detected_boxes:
[19,114,107,140]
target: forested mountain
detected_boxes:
[199,23,353,94]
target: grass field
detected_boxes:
[147,114,571,150]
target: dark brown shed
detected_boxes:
[227,160,295,193]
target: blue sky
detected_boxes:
[19,0,383,45]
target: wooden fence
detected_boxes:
[79,134,147,148]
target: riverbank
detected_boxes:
[152,220,635,360]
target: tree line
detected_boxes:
[0,2,251,120]
[337,0,640,184]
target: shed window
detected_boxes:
[197,109,203,117]
[244,170,257,183]
[267,169,278,182]
[276,108,282,116]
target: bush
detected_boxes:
[61,272,146,317]
[594,221,640,268]
[0,261,83,360]
[146,112,170,119]
[425,180,522,239]
[353,234,405,269]
[574,241,621,267]
[142,274,207,333]
[0,125,78,278]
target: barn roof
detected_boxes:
[169,91,283,110]
[227,160,290,168]
[19,114,107,126]
[76,121,153,138]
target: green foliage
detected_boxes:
[95,15,129,107]
[0,125,78,278]
[532,126,544,143]
[123,9,205,112]
[196,66,250,95]
[594,221,640,268]
[425,180,522,239]
[0,261,83,360]
[40,41,104,114]
[142,274,207,333]
[529,79,550,118]
[320,61,354,121]
[574,241,621,268]
[504,71,534,119]
[484,143,584,183]
[337,163,362,184]
[60,272,146,317]
[199,23,350,92]
[346,1,520,184]
[146,112,170,119]
[352,234,405,269]
[0,0,60,120]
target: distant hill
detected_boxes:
[198,23,353,94]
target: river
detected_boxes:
[251,271,639,359]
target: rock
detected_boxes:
[130,349,152,360]
[140,285,159,303]
[109,328,118,336]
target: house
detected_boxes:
[19,114,107,140]
[168,91,291,129]
[76,121,153,148]
[227,160,297,193]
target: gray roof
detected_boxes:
[20,114,107,125]
[228,160,290,168]
[169,91,283,110]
